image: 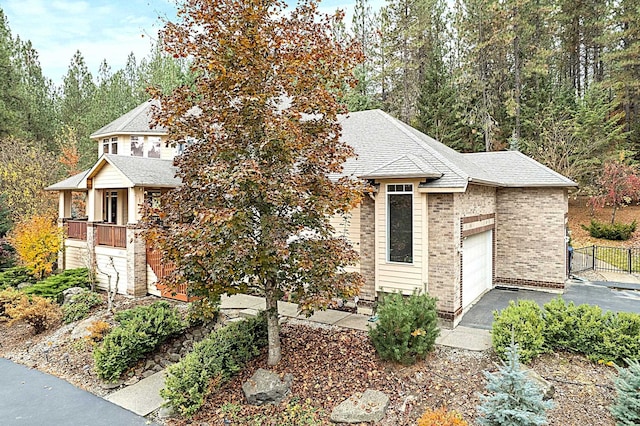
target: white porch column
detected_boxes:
[58,191,72,219]
[87,188,103,222]
[127,187,145,225]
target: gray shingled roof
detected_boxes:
[339,109,576,188]
[90,100,166,139]
[94,155,180,187]
[465,151,577,187]
[45,169,90,191]
[50,101,576,192]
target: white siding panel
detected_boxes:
[94,247,128,294]
[65,242,90,270]
[93,163,131,188]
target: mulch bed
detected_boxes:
[171,320,617,426]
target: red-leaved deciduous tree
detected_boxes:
[142,0,366,365]
[588,160,640,224]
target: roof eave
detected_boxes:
[468,177,503,187]
[499,182,579,188]
[90,130,167,140]
[361,172,443,180]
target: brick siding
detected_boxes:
[496,187,568,288]
[359,196,376,301]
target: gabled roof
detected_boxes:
[361,154,443,180]
[464,151,577,187]
[90,100,166,139]
[86,155,180,188]
[339,109,577,188]
[45,169,90,191]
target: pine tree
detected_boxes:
[477,343,553,426]
[610,359,640,426]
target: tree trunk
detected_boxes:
[265,279,281,366]
[611,205,617,225]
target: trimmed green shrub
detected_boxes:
[593,313,640,365]
[0,267,37,290]
[582,219,637,240]
[477,343,553,426]
[161,314,267,417]
[500,297,640,366]
[62,290,103,323]
[571,304,607,356]
[542,297,578,351]
[94,301,186,382]
[610,359,640,425]
[368,291,440,365]
[492,300,546,364]
[22,268,91,302]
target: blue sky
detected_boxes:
[2,0,384,87]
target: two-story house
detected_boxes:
[47,100,577,326]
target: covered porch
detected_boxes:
[48,155,183,299]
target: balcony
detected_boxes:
[66,220,88,241]
[95,223,127,248]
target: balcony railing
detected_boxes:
[66,220,88,241]
[95,223,127,248]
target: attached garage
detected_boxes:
[462,230,493,309]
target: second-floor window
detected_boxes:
[148,137,161,158]
[131,136,143,157]
[103,137,118,155]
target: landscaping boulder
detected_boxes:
[330,389,389,424]
[70,317,96,340]
[523,366,555,400]
[62,287,85,305]
[242,368,292,405]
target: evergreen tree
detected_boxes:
[60,51,97,168]
[0,10,24,139]
[135,40,189,98]
[13,38,59,145]
[603,0,640,160]
[477,343,553,426]
[610,359,640,426]
[346,0,379,111]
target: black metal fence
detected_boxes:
[571,245,640,274]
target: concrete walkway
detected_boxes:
[107,293,491,417]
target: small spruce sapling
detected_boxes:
[610,359,640,426]
[477,342,553,426]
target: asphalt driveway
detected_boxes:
[459,279,640,330]
[0,358,154,426]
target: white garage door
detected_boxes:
[462,230,493,309]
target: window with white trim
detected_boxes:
[387,184,413,263]
[130,136,143,156]
[102,137,118,155]
[103,191,118,224]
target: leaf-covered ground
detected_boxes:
[568,197,640,248]
[172,320,617,426]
